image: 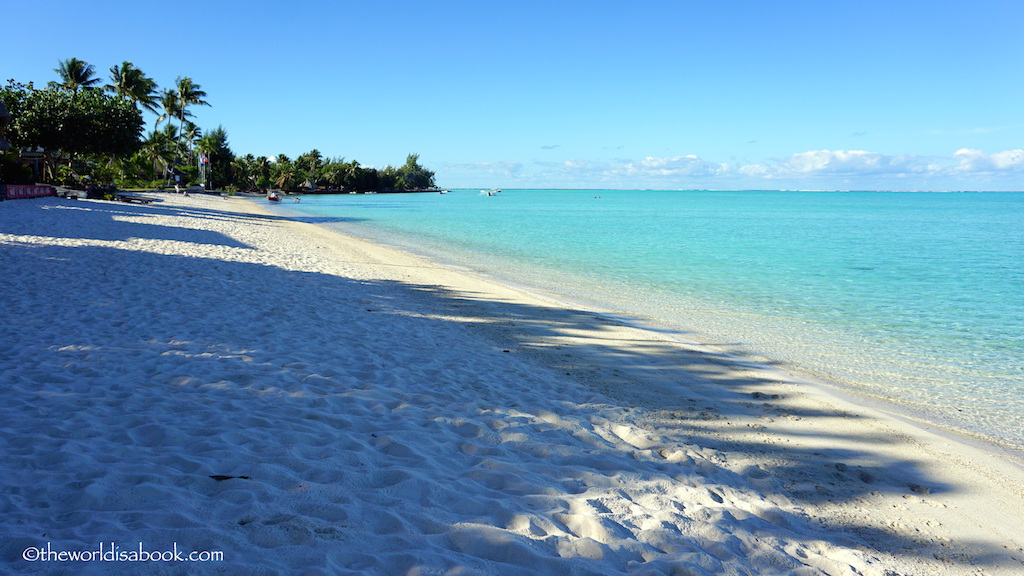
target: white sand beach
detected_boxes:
[2,192,1023,576]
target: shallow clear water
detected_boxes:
[267,190,1024,450]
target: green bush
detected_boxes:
[0,153,34,184]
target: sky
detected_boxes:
[5,0,1023,190]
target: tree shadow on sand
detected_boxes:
[2,198,367,250]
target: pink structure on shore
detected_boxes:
[3,185,54,199]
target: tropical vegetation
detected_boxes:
[0,58,436,192]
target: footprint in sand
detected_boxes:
[834,462,877,485]
[909,483,931,495]
[743,466,771,481]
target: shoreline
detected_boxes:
[3,192,1024,575]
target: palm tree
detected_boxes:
[274,169,296,190]
[180,121,202,161]
[174,76,210,114]
[109,152,147,185]
[54,57,100,91]
[196,126,233,189]
[172,76,210,157]
[321,162,342,190]
[344,159,365,190]
[253,156,271,189]
[231,156,252,190]
[141,125,177,180]
[298,149,323,174]
[155,88,184,130]
[271,154,296,190]
[105,62,158,113]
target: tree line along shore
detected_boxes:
[0,58,437,194]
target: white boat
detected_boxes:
[480,188,502,196]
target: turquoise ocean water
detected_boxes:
[266,190,1024,452]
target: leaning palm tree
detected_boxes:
[274,169,296,191]
[54,58,100,92]
[172,76,210,158]
[174,76,210,116]
[155,88,186,130]
[105,62,158,113]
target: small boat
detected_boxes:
[480,188,502,196]
[267,191,281,202]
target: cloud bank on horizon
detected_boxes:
[442,149,1024,191]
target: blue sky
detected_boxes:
[6,1,1023,190]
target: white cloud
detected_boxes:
[751,148,1024,179]
[953,148,1024,172]
[787,150,881,173]
[622,155,729,178]
[749,150,933,178]
[733,149,1024,189]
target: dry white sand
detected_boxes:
[2,192,1023,576]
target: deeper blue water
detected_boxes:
[267,190,1024,451]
